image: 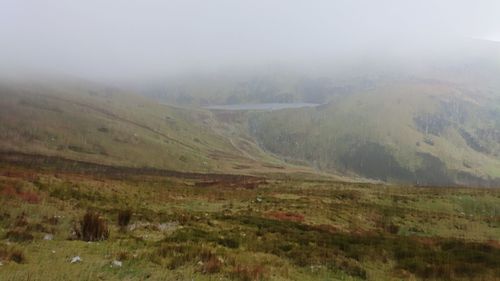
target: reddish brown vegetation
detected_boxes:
[18,191,41,204]
[0,170,39,181]
[230,264,267,281]
[267,211,305,222]
[0,151,264,182]
[1,185,17,198]
[201,255,223,274]
[195,178,265,189]
[0,186,41,204]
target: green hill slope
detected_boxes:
[249,80,500,186]
[0,78,305,175]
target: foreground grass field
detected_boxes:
[0,154,499,281]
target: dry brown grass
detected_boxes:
[117,209,132,230]
[0,243,26,263]
[230,264,267,281]
[75,211,109,241]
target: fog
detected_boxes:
[1,0,500,80]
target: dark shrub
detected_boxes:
[0,244,26,263]
[43,215,59,225]
[218,237,239,249]
[5,229,34,242]
[118,209,132,230]
[386,222,400,234]
[200,254,223,274]
[230,264,267,281]
[9,248,26,263]
[76,211,109,241]
[14,213,29,227]
[116,251,130,261]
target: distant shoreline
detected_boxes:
[204,102,321,111]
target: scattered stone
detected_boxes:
[70,256,82,264]
[44,234,53,240]
[158,222,178,232]
[256,197,263,203]
[0,261,3,266]
[51,250,56,254]
[111,260,122,268]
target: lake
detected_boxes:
[204,103,321,111]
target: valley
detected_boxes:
[0,77,499,280]
[2,2,500,280]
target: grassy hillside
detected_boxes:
[250,80,500,186]
[0,78,315,176]
[0,154,499,280]
[131,43,500,186]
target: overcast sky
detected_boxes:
[1,0,500,79]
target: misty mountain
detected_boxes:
[0,78,308,176]
[131,43,500,186]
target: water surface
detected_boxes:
[204,103,320,111]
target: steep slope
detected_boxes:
[0,78,305,175]
[249,80,500,186]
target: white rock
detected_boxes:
[44,234,53,240]
[51,250,56,254]
[0,261,3,266]
[158,222,178,232]
[111,260,122,267]
[70,256,82,264]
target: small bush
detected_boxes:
[218,237,239,249]
[116,251,130,261]
[76,211,109,241]
[43,215,60,225]
[14,213,29,227]
[0,186,41,204]
[26,222,48,233]
[268,211,305,222]
[1,186,17,198]
[118,209,132,229]
[200,254,223,274]
[0,244,26,263]
[153,243,222,271]
[5,229,34,242]
[230,264,267,281]
[9,248,26,263]
[19,191,41,204]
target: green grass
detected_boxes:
[0,79,313,176]
[249,81,500,186]
[0,78,499,280]
[0,161,499,280]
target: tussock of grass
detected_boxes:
[117,209,132,230]
[0,243,26,263]
[75,211,109,241]
[230,264,268,281]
